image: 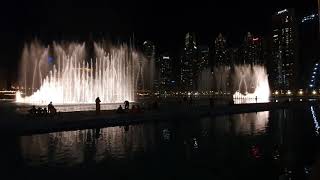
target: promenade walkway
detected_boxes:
[1,100,318,135]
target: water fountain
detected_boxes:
[232,65,270,102]
[197,65,270,102]
[16,41,151,105]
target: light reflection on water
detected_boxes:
[15,107,320,180]
[19,111,269,166]
[20,125,156,166]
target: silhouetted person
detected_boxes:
[43,108,48,116]
[255,96,258,103]
[95,97,101,115]
[48,102,57,115]
[124,125,129,132]
[37,107,43,116]
[229,99,234,105]
[116,105,124,113]
[124,100,129,110]
[28,106,36,115]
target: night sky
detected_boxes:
[0,0,317,84]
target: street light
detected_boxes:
[287,90,292,95]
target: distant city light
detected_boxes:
[298,89,303,95]
[275,90,279,95]
[312,90,317,95]
[163,56,170,59]
[287,90,291,95]
[302,14,318,23]
[277,9,288,15]
[311,106,319,135]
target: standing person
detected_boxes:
[124,100,129,110]
[95,97,101,115]
[48,102,53,113]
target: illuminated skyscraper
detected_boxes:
[142,40,156,92]
[271,9,298,91]
[214,33,228,66]
[300,10,319,89]
[181,32,197,91]
[159,54,172,92]
[240,32,263,65]
[213,33,231,93]
[198,45,209,72]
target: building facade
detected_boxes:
[198,45,210,72]
[159,54,172,93]
[271,9,299,91]
[214,33,229,66]
[240,32,263,65]
[299,11,319,89]
[180,32,198,91]
[142,40,156,92]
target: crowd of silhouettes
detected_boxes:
[28,102,57,117]
[115,100,146,114]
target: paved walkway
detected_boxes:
[1,100,318,135]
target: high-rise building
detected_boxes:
[198,45,210,72]
[240,32,263,65]
[299,11,319,89]
[159,54,172,92]
[142,40,156,92]
[271,9,299,91]
[181,32,197,91]
[213,33,231,93]
[214,33,228,66]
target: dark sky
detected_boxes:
[0,0,317,78]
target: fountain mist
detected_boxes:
[16,41,149,105]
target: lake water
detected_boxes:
[1,105,320,180]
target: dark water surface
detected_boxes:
[1,105,320,180]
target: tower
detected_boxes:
[271,9,298,91]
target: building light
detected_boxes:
[273,35,278,38]
[312,90,317,95]
[287,90,292,95]
[277,9,288,15]
[298,89,303,95]
[302,14,318,23]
